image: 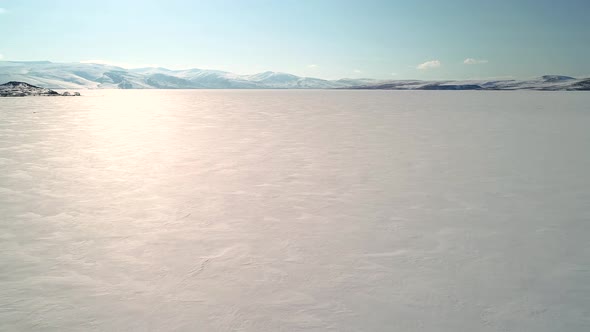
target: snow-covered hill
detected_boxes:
[0,61,377,89]
[346,75,590,91]
[0,61,588,90]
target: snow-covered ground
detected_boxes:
[0,90,589,331]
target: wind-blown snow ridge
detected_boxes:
[0,61,588,90]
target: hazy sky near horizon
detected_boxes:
[1,0,589,79]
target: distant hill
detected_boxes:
[0,61,588,90]
[345,77,590,91]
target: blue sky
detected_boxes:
[1,0,589,79]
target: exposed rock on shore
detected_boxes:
[0,81,80,97]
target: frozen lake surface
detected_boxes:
[1,90,589,331]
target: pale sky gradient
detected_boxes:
[1,0,589,79]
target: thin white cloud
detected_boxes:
[307,64,318,68]
[0,8,7,14]
[353,69,362,73]
[417,60,441,70]
[0,54,3,60]
[80,59,160,69]
[464,58,488,65]
[391,72,398,76]
[80,59,117,66]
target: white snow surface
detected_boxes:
[0,90,589,331]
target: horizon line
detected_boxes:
[0,59,588,82]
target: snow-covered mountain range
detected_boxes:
[0,61,378,89]
[346,75,590,91]
[0,61,588,90]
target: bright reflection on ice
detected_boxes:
[0,90,589,331]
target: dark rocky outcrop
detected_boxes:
[421,84,483,90]
[569,79,590,91]
[0,81,60,96]
[0,81,80,97]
